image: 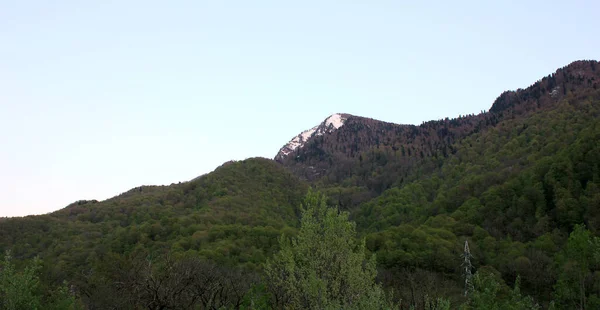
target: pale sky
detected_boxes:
[1,1,598,217]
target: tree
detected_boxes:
[462,270,539,310]
[0,251,81,310]
[265,190,394,309]
[554,224,600,309]
[81,252,256,309]
[424,295,451,310]
[0,251,41,310]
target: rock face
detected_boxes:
[275,113,351,161]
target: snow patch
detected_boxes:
[325,113,344,129]
[276,113,349,159]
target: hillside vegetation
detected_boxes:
[1,60,600,309]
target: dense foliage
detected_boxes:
[265,191,391,309]
[281,61,600,207]
[1,60,600,309]
[355,84,600,307]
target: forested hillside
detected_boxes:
[0,159,309,305]
[356,80,600,307]
[280,60,600,208]
[1,60,600,309]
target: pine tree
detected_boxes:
[264,190,395,309]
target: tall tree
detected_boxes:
[265,190,393,309]
[554,224,600,309]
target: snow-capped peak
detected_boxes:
[275,113,350,160]
[324,113,345,130]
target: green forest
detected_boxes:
[1,60,600,309]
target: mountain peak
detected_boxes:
[275,113,351,160]
[489,60,599,113]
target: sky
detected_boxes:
[0,0,598,217]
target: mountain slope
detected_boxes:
[1,60,599,308]
[275,113,351,160]
[355,82,600,304]
[0,158,308,273]
[276,60,600,206]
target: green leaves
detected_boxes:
[0,251,82,310]
[554,224,600,309]
[463,272,539,310]
[0,251,42,310]
[265,191,394,309]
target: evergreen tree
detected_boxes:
[265,190,394,309]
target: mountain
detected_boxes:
[1,158,307,270]
[275,113,351,161]
[275,60,600,206]
[1,60,600,308]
